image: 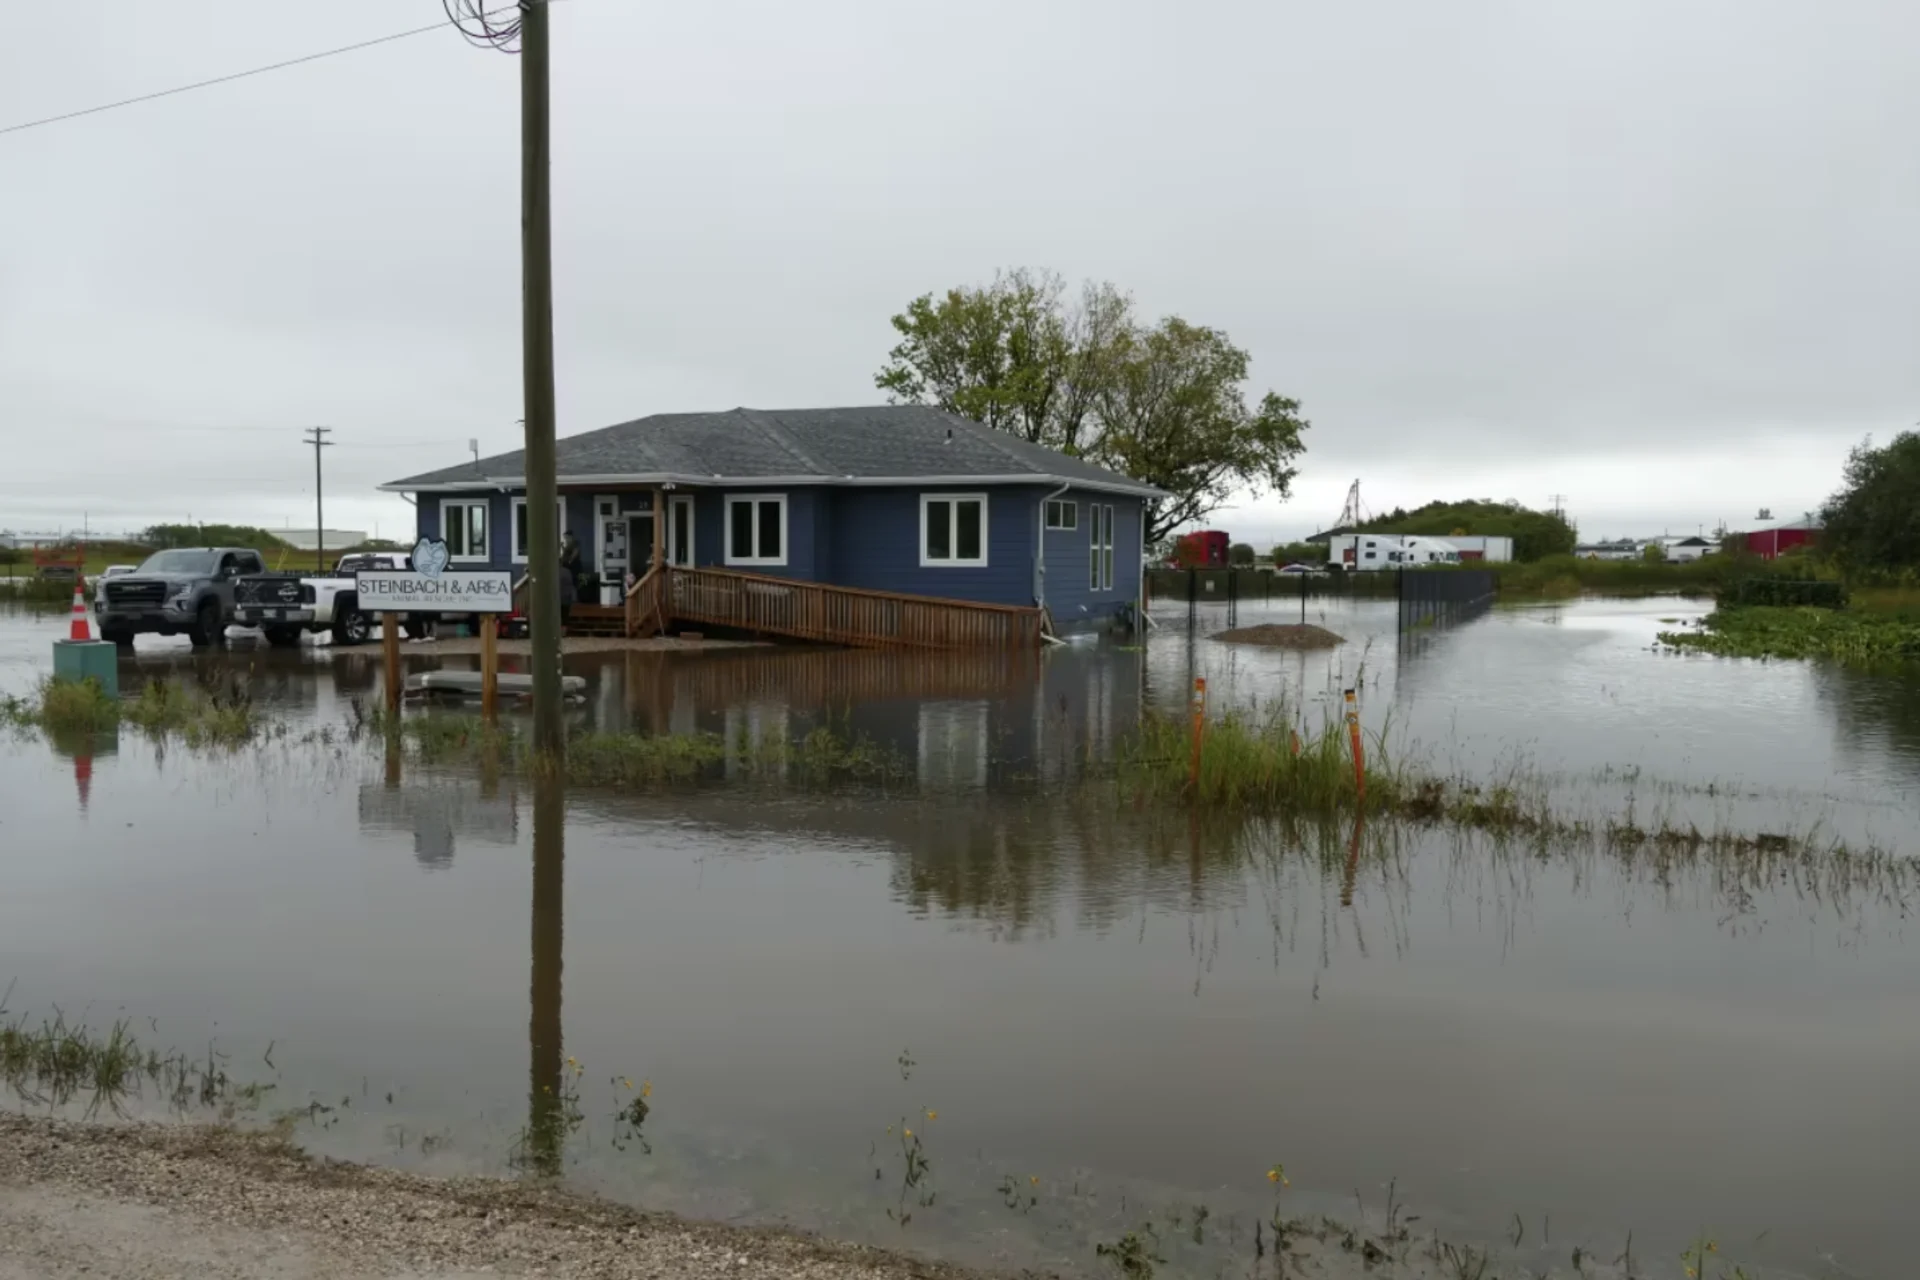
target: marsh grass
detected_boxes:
[1,677,263,747]
[1659,607,1920,664]
[0,996,247,1118]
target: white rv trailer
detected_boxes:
[1325,534,1461,570]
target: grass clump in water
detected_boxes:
[0,990,249,1118]
[1658,607,1920,664]
[1115,707,1410,818]
[1,677,262,746]
[1,678,120,735]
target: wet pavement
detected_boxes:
[2,600,1917,1278]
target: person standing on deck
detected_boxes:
[557,547,578,629]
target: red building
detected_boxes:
[1172,530,1230,567]
[1744,520,1820,560]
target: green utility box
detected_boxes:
[52,640,120,699]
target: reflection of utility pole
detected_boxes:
[303,426,333,572]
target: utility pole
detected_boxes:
[521,0,562,760]
[303,427,333,571]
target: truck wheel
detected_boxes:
[190,601,226,648]
[332,610,372,647]
[102,628,135,649]
[263,625,302,648]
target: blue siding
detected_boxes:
[405,481,1144,624]
[687,488,821,580]
[831,487,1037,606]
[1037,488,1144,631]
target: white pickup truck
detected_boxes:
[233,552,440,647]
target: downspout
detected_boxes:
[1035,481,1070,645]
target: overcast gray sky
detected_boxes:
[5,0,1916,547]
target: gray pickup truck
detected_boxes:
[95,547,265,648]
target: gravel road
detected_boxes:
[0,1113,993,1280]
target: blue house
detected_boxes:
[380,406,1162,644]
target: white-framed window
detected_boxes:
[725,494,787,566]
[1089,504,1115,591]
[1044,498,1077,531]
[509,497,565,563]
[920,493,988,567]
[441,499,489,562]
[669,495,695,566]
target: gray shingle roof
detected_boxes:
[381,406,1164,497]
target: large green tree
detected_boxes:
[1820,431,1920,570]
[876,269,1308,545]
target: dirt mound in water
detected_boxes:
[1212,623,1345,649]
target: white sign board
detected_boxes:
[357,570,514,613]
[355,539,513,612]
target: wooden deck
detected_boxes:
[619,566,1042,649]
[522,565,1042,648]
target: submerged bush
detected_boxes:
[1659,608,1920,664]
[0,677,261,746]
[1720,578,1848,609]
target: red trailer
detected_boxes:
[1173,530,1230,568]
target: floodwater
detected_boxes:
[2,599,1918,1279]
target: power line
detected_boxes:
[0,4,528,138]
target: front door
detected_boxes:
[596,497,629,583]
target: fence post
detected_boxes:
[1188,676,1208,794]
[1344,687,1365,805]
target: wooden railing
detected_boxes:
[665,566,1042,649]
[623,565,665,637]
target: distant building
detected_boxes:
[1435,535,1513,562]
[1652,535,1716,563]
[1172,530,1230,567]
[1744,519,1820,560]
[278,529,367,551]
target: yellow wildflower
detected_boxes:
[621,1078,633,1090]
[1029,1176,1039,1186]
[904,1127,914,1139]
[925,1109,938,1121]
[641,1081,652,1099]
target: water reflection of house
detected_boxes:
[598,646,1143,788]
[357,779,520,871]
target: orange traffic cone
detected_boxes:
[68,576,93,642]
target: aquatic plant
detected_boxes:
[1658,606,1920,664]
[0,993,253,1118]
[0,677,260,746]
[1095,1224,1165,1278]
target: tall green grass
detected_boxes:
[0,677,262,746]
